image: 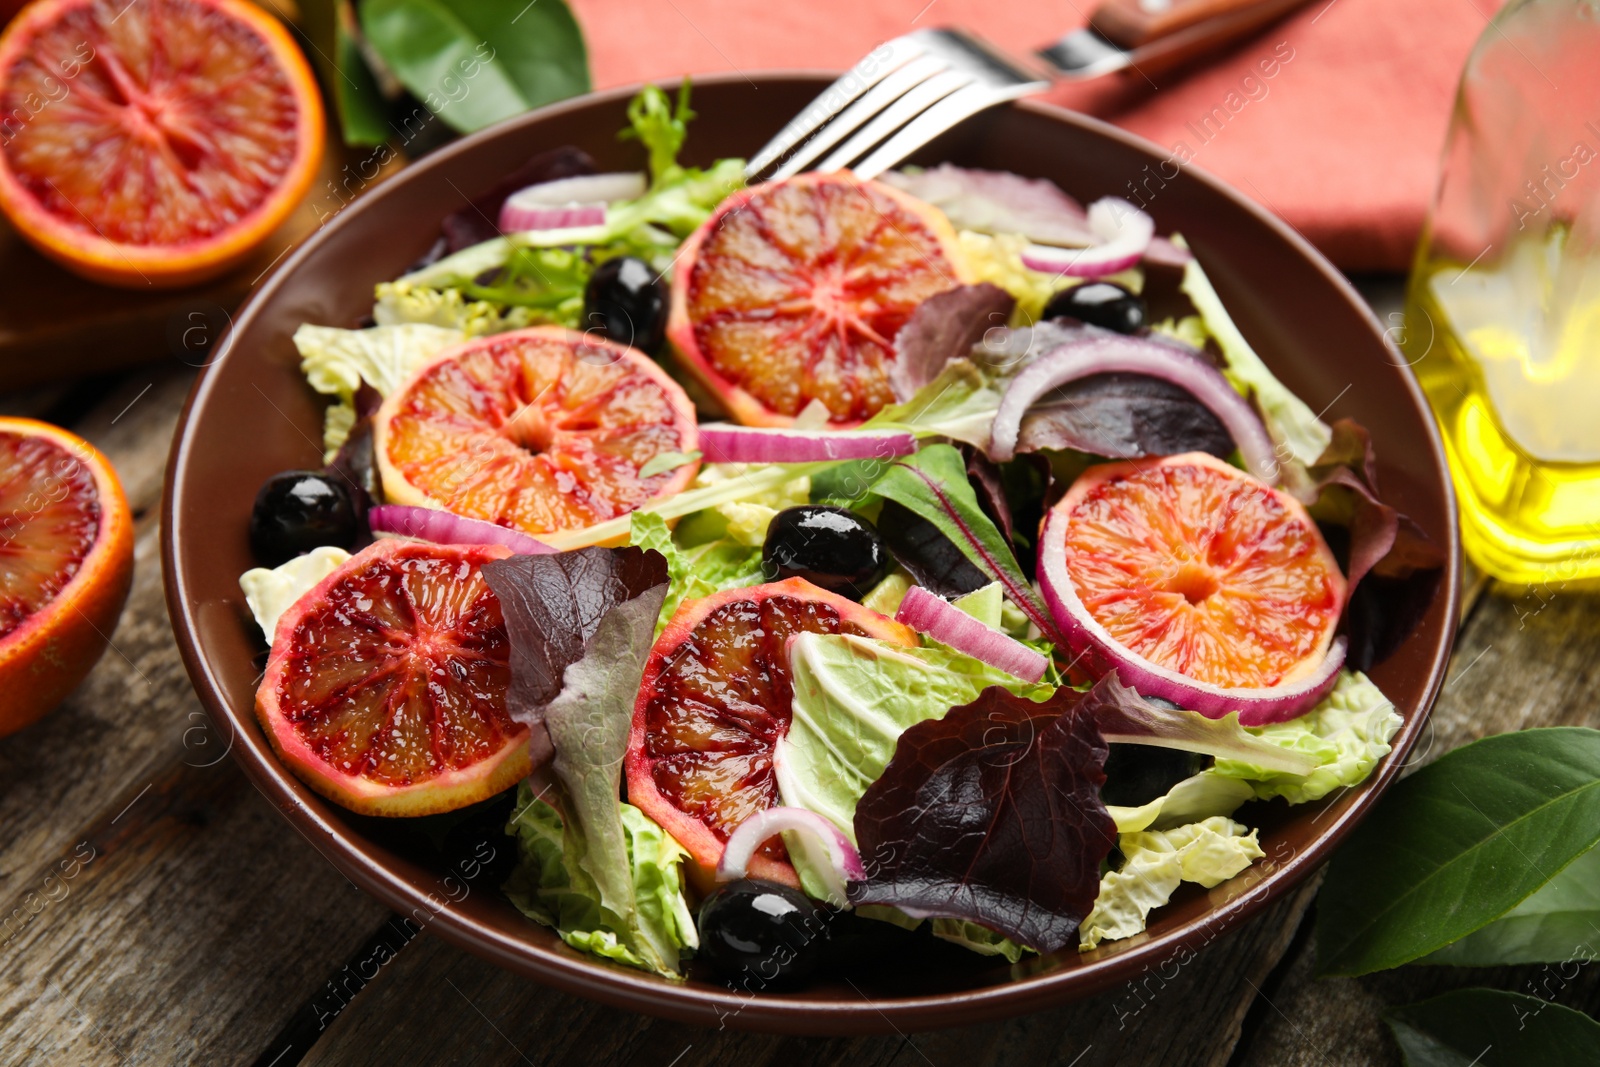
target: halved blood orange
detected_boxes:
[1041,452,1345,691]
[0,0,324,287]
[373,327,699,538]
[256,539,530,817]
[625,577,917,887]
[0,417,132,736]
[667,172,969,427]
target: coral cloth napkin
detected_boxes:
[572,0,1502,272]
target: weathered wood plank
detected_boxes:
[1234,583,1600,1066]
[0,368,388,1064]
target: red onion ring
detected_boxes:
[368,505,555,555]
[894,586,1048,683]
[1020,198,1155,278]
[717,806,865,902]
[497,172,647,233]
[987,333,1279,483]
[1037,504,1345,725]
[699,423,917,464]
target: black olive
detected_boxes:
[697,879,830,984]
[762,506,888,599]
[1100,743,1207,808]
[1042,281,1146,334]
[249,470,360,566]
[583,256,666,352]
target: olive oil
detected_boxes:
[1408,229,1600,583]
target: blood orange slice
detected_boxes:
[625,578,917,886]
[667,172,968,427]
[0,417,132,736]
[256,539,530,817]
[373,327,699,538]
[0,0,324,287]
[1041,452,1345,692]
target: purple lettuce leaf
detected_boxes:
[1302,419,1446,671]
[1017,373,1235,459]
[848,686,1116,953]
[480,546,668,764]
[890,284,1015,402]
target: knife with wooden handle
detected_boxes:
[1038,0,1318,80]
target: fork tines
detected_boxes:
[745,29,1050,183]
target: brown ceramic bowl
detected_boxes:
[162,73,1460,1033]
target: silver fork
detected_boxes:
[744,0,1315,183]
[745,30,1049,183]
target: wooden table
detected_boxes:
[1,278,1597,1067]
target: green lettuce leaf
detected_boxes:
[776,632,1052,852]
[292,322,464,455]
[930,919,1029,964]
[238,546,352,641]
[503,787,697,976]
[628,511,764,634]
[1176,239,1332,467]
[1079,817,1263,950]
[1106,770,1256,834]
[1210,670,1402,804]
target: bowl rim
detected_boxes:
[161,71,1461,1034]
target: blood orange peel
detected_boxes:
[373,327,699,539]
[667,172,969,428]
[0,0,324,287]
[1039,452,1347,725]
[0,417,132,736]
[256,539,531,817]
[625,577,916,888]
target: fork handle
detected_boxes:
[1092,0,1313,58]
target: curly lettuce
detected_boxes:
[628,511,764,634]
[291,322,464,455]
[503,788,697,977]
[1210,670,1402,804]
[1079,817,1264,950]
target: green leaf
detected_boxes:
[1384,989,1600,1066]
[868,443,1063,647]
[1419,844,1600,967]
[333,3,394,146]
[1316,727,1600,977]
[358,0,589,135]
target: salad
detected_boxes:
[238,83,1442,986]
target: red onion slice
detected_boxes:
[987,333,1279,482]
[718,806,866,902]
[894,586,1048,683]
[368,505,555,555]
[1020,197,1155,278]
[497,172,647,233]
[1037,505,1346,725]
[699,423,917,464]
